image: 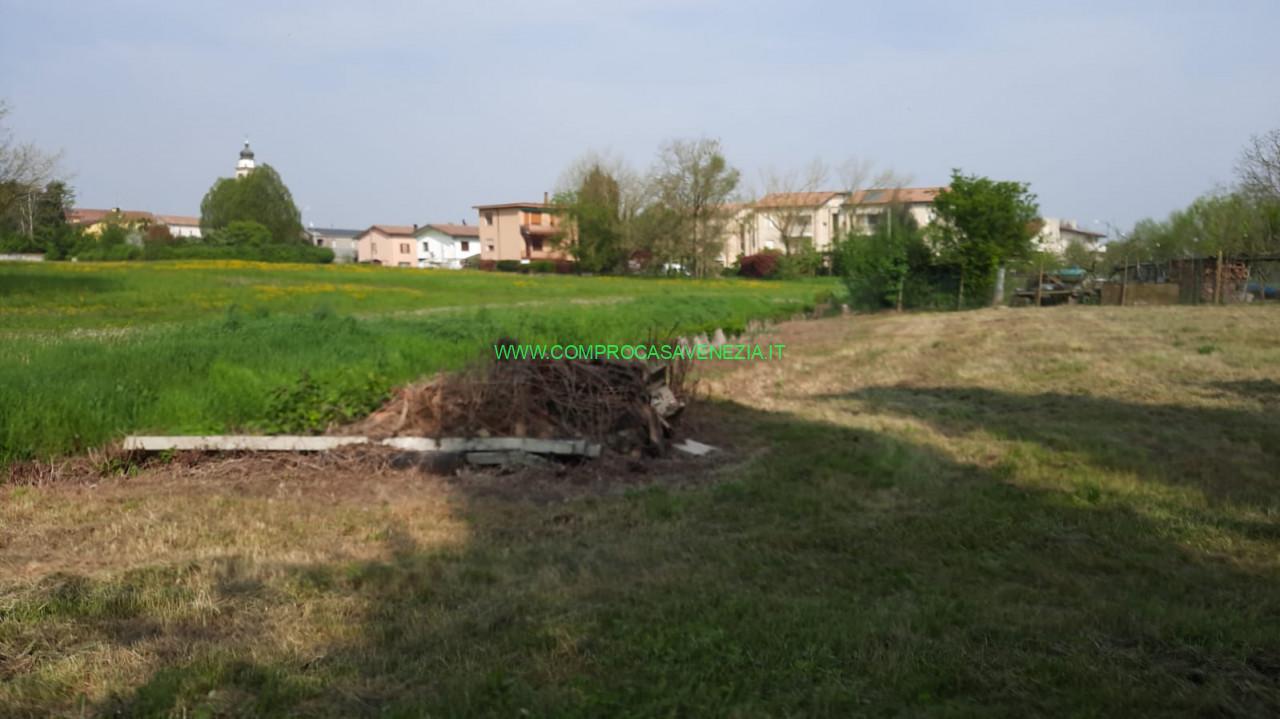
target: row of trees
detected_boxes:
[1106,128,1280,264]
[553,139,743,277]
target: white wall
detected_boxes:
[417,229,481,269]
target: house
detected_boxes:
[355,225,419,267]
[155,215,202,239]
[750,191,846,255]
[474,199,570,263]
[415,223,480,268]
[1034,218,1106,256]
[719,203,760,265]
[308,227,361,263]
[66,208,155,237]
[718,186,947,264]
[844,187,945,235]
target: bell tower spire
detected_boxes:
[236,139,256,179]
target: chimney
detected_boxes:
[412,223,418,232]
[544,191,549,205]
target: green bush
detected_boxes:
[776,245,823,279]
[495,260,523,273]
[528,260,556,274]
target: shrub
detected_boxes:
[739,251,782,279]
[495,260,522,273]
[776,245,823,279]
[528,260,556,274]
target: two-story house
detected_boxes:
[474,200,571,263]
[416,223,481,268]
[355,225,418,267]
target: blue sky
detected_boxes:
[2,0,1278,233]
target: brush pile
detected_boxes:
[345,345,692,456]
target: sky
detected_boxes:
[2,0,1278,235]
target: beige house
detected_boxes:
[843,187,945,235]
[719,186,947,264]
[66,208,155,237]
[474,200,571,263]
[355,225,419,267]
[750,191,846,255]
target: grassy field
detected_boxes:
[0,261,835,464]
[2,304,1278,716]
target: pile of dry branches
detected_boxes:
[346,348,692,455]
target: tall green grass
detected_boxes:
[0,262,836,464]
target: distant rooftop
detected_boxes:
[309,227,362,237]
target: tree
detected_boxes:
[930,170,1039,308]
[0,101,63,238]
[757,159,828,256]
[552,153,641,273]
[1237,128,1280,201]
[210,220,273,247]
[649,138,740,277]
[837,206,925,310]
[200,164,303,243]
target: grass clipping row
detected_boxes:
[343,341,693,456]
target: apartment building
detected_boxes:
[474,199,571,263]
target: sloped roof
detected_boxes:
[473,202,552,210]
[419,223,480,238]
[309,227,362,238]
[847,187,946,205]
[754,191,843,209]
[156,214,199,226]
[358,224,417,238]
[66,208,155,224]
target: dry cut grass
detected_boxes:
[2,304,1279,717]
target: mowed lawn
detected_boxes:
[0,261,835,464]
[2,305,1278,716]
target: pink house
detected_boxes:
[355,225,418,266]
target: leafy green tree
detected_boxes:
[649,138,740,277]
[930,170,1039,307]
[200,164,303,243]
[209,220,273,247]
[554,164,627,273]
[837,208,923,309]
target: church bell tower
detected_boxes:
[236,140,256,179]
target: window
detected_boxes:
[529,237,544,251]
[400,243,410,254]
[527,211,542,225]
[461,241,469,252]
[484,212,494,225]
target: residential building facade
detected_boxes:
[718,186,946,264]
[309,227,361,262]
[475,201,571,263]
[1034,218,1106,256]
[355,225,418,266]
[416,223,480,268]
[156,215,202,239]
